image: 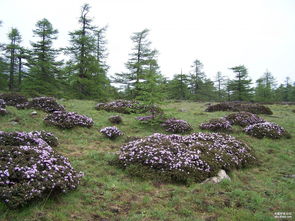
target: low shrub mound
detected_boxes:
[108,115,122,124]
[205,102,273,115]
[225,112,265,127]
[116,133,256,184]
[0,93,28,107]
[0,99,8,116]
[29,97,65,113]
[162,118,193,133]
[0,131,83,208]
[244,122,291,139]
[100,126,123,139]
[44,111,94,129]
[95,100,162,114]
[199,118,232,132]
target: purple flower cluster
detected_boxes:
[0,99,8,116]
[136,115,155,122]
[44,111,94,129]
[244,122,291,139]
[29,97,65,113]
[100,126,123,139]
[108,115,123,124]
[0,93,28,107]
[0,131,83,208]
[199,118,232,132]
[117,132,256,183]
[225,112,265,127]
[162,118,193,133]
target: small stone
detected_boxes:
[202,170,231,184]
[178,108,187,112]
[31,111,38,116]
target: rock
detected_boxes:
[202,170,231,184]
[178,108,187,112]
[31,111,38,116]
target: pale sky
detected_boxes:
[1,0,295,85]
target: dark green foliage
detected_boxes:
[66,4,111,99]
[23,18,61,97]
[115,133,256,184]
[0,93,28,106]
[227,65,253,101]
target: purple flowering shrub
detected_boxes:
[162,118,193,133]
[44,111,94,129]
[199,118,232,132]
[95,100,162,114]
[0,131,83,208]
[108,115,123,124]
[116,133,256,184]
[225,112,265,127]
[100,126,123,139]
[205,102,273,115]
[0,99,8,116]
[244,122,291,139]
[0,93,28,107]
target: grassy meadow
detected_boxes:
[0,100,294,221]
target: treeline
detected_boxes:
[0,4,295,104]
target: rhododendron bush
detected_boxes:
[225,112,265,127]
[199,118,232,132]
[244,122,291,139]
[162,118,193,133]
[95,100,162,114]
[205,102,273,115]
[44,111,94,129]
[116,133,256,184]
[0,131,83,208]
[108,115,122,124]
[0,93,28,107]
[29,97,65,113]
[0,99,8,116]
[100,126,123,139]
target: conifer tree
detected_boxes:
[228,65,253,101]
[6,28,22,91]
[67,4,110,99]
[23,18,60,96]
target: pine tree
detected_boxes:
[6,28,22,91]
[188,59,205,98]
[67,4,110,99]
[228,65,253,101]
[254,71,276,102]
[167,71,190,100]
[114,29,161,102]
[23,18,60,96]
[215,71,225,101]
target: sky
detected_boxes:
[1,0,295,85]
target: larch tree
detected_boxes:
[6,28,22,91]
[23,18,60,96]
[114,29,163,103]
[67,4,110,99]
[228,65,253,101]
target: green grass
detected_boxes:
[0,100,295,221]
